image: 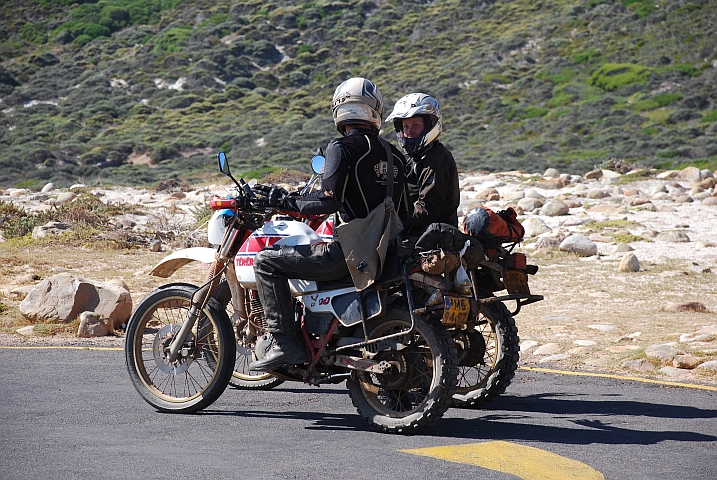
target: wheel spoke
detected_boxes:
[132,293,223,402]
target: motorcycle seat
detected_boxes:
[316,275,355,290]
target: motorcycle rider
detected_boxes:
[249,77,409,372]
[386,93,460,248]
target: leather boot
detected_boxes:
[249,333,307,371]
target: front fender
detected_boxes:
[149,247,216,278]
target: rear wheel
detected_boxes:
[125,285,235,413]
[451,301,519,409]
[213,280,284,390]
[346,307,458,433]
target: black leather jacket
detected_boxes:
[402,141,460,235]
[292,128,409,222]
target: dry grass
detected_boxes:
[517,249,717,382]
[0,242,210,334]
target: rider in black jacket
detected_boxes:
[386,93,460,240]
[249,78,408,372]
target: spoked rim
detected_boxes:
[232,317,274,381]
[454,317,498,394]
[356,320,436,417]
[132,296,223,403]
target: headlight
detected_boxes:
[207,209,235,246]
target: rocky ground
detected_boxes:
[1,165,716,386]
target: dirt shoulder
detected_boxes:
[1,169,716,386]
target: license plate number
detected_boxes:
[505,270,530,294]
[443,296,470,325]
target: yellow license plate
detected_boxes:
[443,296,470,325]
[505,270,530,294]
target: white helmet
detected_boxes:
[332,77,383,135]
[385,93,442,157]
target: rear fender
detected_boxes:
[149,247,216,278]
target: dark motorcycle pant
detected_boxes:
[254,241,350,333]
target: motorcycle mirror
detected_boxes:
[217,152,231,176]
[217,152,244,189]
[311,154,325,174]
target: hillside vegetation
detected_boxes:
[1,0,716,188]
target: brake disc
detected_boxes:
[152,324,195,375]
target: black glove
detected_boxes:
[234,195,251,209]
[252,184,271,197]
[282,191,300,212]
[267,186,289,208]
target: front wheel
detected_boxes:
[346,307,458,433]
[451,301,520,409]
[125,285,236,413]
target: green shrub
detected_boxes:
[633,99,659,111]
[573,49,599,64]
[703,110,717,123]
[83,23,111,39]
[73,34,93,47]
[547,92,574,108]
[483,73,512,84]
[656,149,677,158]
[654,92,683,107]
[590,63,652,91]
[537,68,578,84]
[153,26,192,53]
[675,3,701,14]
[150,145,180,163]
[657,64,699,77]
[644,109,672,125]
[201,13,229,26]
[623,0,656,18]
[100,6,131,32]
[20,22,48,44]
[519,107,549,119]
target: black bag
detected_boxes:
[414,223,485,271]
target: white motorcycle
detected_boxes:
[125,151,464,432]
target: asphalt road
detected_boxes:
[1,347,715,480]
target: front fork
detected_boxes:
[167,221,244,362]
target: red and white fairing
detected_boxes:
[234,219,334,291]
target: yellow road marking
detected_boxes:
[402,441,604,480]
[0,345,123,351]
[520,366,717,392]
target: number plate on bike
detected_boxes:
[505,269,530,294]
[443,296,470,325]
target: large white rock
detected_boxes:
[600,170,622,185]
[19,273,132,329]
[517,197,544,211]
[645,344,684,362]
[522,217,551,237]
[543,167,560,178]
[696,360,717,371]
[559,234,598,256]
[32,221,70,239]
[678,166,701,183]
[533,343,561,355]
[77,311,112,338]
[541,199,569,216]
[618,253,640,272]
